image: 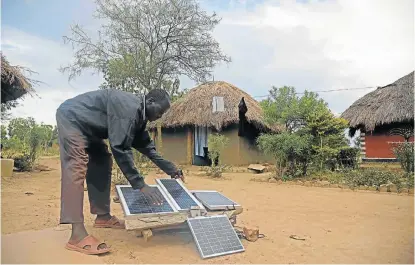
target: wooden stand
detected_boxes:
[125,208,243,242]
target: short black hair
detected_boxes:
[146,89,170,102]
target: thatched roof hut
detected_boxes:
[147,81,278,166]
[149,81,280,132]
[341,71,414,132]
[1,54,35,104]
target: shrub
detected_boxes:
[206,164,229,178]
[342,168,403,190]
[391,142,414,174]
[257,132,312,179]
[337,147,360,169]
[207,133,229,178]
[13,153,35,172]
[405,173,414,188]
[308,170,344,184]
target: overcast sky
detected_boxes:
[2,0,414,126]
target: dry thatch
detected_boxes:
[148,81,281,132]
[341,71,414,131]
[1,54,35,104]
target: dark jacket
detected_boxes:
[57,89,177,189]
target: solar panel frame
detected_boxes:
[190,190,242,211]
[187,215,245,259]
[156,178,206,212]
[115,184,179,217]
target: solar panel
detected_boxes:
[187,215,245,259]
[191,190,241,211]
[156,179,205,211]
[115,185,178,216]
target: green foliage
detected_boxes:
[308,170,344,184]
[207,133,229,177]
[406,172,414,188]
[342,168,403,190]
[61,0,230,94]
[337,147,360,169]
[391,142,414,174]
[206,164,230,178]
[257,132,312,178]
[1,117,58,171]
[1,125,8,143]
[259,86,349,177]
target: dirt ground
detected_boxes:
[1,157,414,264]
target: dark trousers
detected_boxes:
[56,110,113,224]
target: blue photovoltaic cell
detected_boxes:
[193,191,237,207]
[159,179,198,210]
[187,215,245,259]
[120,186,174,214]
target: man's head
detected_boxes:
[145,89,171,122]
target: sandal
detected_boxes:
[93,215,125,229]
[65,235,110,255]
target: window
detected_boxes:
[212,96,224,112]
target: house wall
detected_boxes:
[153,124,273,166]
[213,124,273,165]
[155,127,188,165]
[364,135,414,158]
[361,122,414,159]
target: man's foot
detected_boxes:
[66,235,110,255]
[66,223,109,255]
[94,215,125,229]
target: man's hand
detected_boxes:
[140,184,164,205]
[171,169,185,182]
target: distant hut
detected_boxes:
[1,54,35,106]
[148,81,280,166]
[341,71,414,161]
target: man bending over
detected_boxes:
[56,88,183,255]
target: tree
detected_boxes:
[2,117,57,171]
[1,124,7,142]
[257,132,312,179]
[8,117,36,149]
[258,86,349,177]
[60,0,231,95]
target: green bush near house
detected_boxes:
[207,133,229,178]
[342,168,405,190]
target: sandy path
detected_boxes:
[1,158,413,264]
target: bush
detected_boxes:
[391,142,414,174]
[207,133,229,178]
[405,173,414,188]
[257,132,312,179]
[337,147,360,169]
[206,164,229,178]
[13,153,35,172]
[308,170,344,184]
[342,168,403,190]
[2,139,38,172]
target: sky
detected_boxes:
[1,0,414,126]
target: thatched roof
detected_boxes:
[148,81,281,132]
[1,54,35,104]
[341,71,414,131]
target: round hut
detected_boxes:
[148,81,280,166]
[341,71,414,161]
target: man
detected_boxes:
[56,88,183,255]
